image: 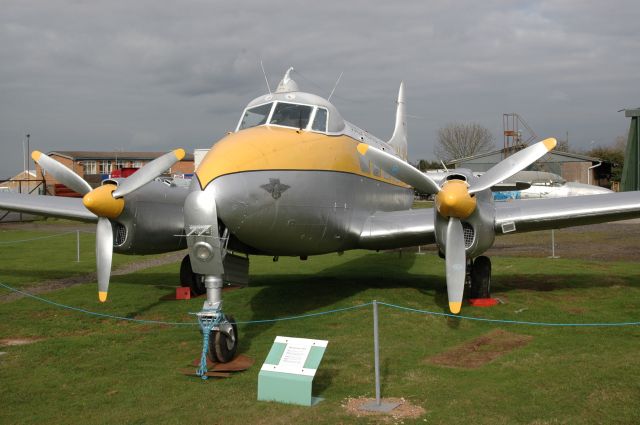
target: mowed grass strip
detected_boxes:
[1,245,640,424]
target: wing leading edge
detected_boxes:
[358,208,436,250]
[494,191,640,234]
[0,192,97,222]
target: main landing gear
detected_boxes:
[467,255,492,299]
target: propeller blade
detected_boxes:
[96,217,113,302]
[32,151,93,196]
[445,217,466,314]
[112,149,186,198]
[469,138,556,194]
[356,144,441,194]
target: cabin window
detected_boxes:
[312,107,328,132]
[270,102,313,129]
[239,103,273,130]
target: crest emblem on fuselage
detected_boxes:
[261,178,290,200]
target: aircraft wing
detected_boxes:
[0,192,97,222]
[358,208,436,250]
[494,191,640,234]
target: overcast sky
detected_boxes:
[1,0,639,177]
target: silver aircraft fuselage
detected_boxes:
[194,125,414,256]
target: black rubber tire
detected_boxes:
[470,256,491,299]
[209,316,238,363]
[179,255,206,296]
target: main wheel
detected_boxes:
[179,255,206,296]
[470,256,491,299]
[209,316,238,363]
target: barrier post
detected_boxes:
[360,300,400,412]
[76,230,80,262]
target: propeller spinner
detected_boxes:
[358,138,557,313]
[32,149,185,302]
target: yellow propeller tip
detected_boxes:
[174,148,186,161]
[543,138,557,151]
[31,151,42,161]
[449,301,462,314]
[98,291,108,302]
[356,143,369,156]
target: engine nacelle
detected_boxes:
[108,179,189,255]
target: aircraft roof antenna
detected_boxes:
[327,71,343,102]
[260,60,272,95]
[440,160,449,172]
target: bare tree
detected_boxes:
[434,122,495,162]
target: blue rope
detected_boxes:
[0,231,77,245]
[377,302,640,327]
[0,282,196,326]
[0,282,369,326]
[2,282,639,328]
[194,312,221,379]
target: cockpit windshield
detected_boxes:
[270,103,313,129]
[238,103,273,130]
[237,101,329,133]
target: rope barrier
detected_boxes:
[1,282,639,328]
[377,302,640,327]
[0,231,78,245]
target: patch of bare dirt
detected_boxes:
[0,337,43,346]
[426,329,532,369]
[0,250,187,303]
[342,397,426,422]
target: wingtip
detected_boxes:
[543,138,557,151]
[356,143,369,156]
[174,148,186,161]
[449,301,462,314]
[98,291,108,302]
[31,150,42,162]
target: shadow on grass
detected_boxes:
[241,252,446,352]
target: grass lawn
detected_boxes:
[1,231,640,424]
[0,228,162,288]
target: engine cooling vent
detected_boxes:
[462,223,475,248]
[113,223,127,247]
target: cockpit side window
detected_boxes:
[312,107,328,132]
[239,103,273,130]
[270,102,313,129]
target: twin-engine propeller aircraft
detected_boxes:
[2,67,640,362]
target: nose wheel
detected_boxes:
[209,315,238,363]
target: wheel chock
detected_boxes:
[469,298,498,307]
[175,287,191,300]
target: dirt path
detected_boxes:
[0,250,186,303]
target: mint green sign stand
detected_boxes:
[258,336,328,406]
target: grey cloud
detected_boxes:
[1,0,639,177]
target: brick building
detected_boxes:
[35,151,195,195]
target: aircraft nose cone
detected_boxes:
[82,184,124,219]
[435,180,477,218]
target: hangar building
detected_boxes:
[447,147,613,188]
